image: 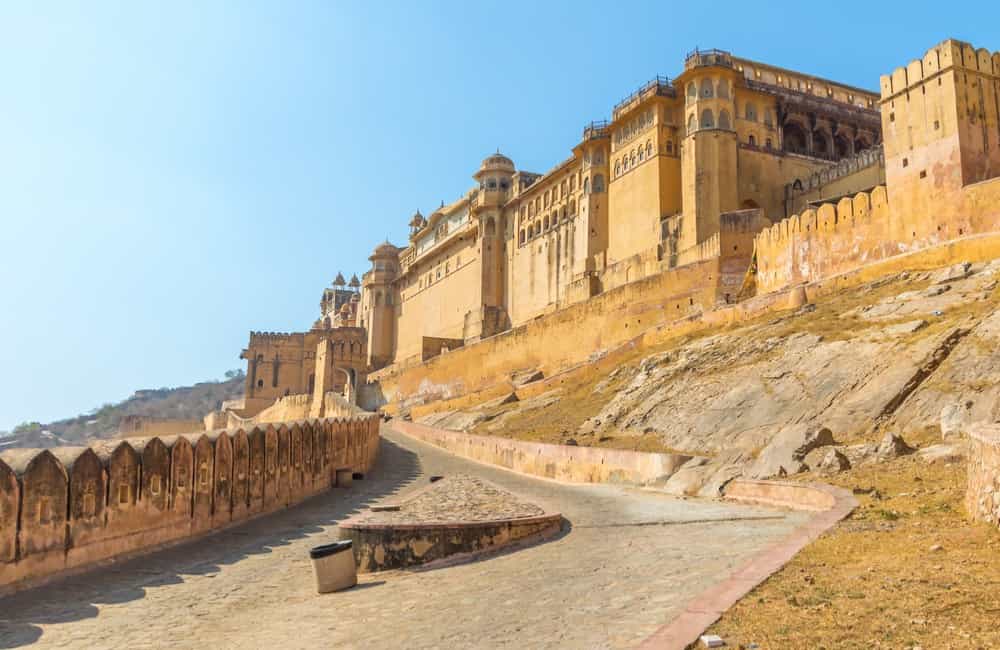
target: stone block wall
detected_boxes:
[0,414,379,594]
[966,423,1000,525]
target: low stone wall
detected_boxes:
[341,513,561,573]
[723,479,839,512]
[392,422,690,485]
[966,423,1000,525]
[0,414,380,594]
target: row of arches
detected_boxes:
[518,201,579,245]
[687,108,733,132]
[686,78,731,103]
[0,416,379,573]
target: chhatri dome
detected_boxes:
[333,272,346,287]
[475,151,515,178]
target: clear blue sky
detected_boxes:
[1,1,997,430]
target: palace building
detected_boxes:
[357,48,884,369]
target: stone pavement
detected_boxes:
[0,426,809,649]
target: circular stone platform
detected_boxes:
[338,474,562,572]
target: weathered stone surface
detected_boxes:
[876,432,915,460]
[748,424,834,479]
[940,402,973,440]
[930,261,972,284]
[511,368,544,387]
[804,446,851,473]
[884,319,928,336]
[918,442,967,465]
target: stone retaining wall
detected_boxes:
[392,421,690,485]
[0,414,380,594]
[966,423,1000,525]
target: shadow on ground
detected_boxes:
[0,438,421,649]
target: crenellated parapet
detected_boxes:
[0,414,380,594]
[753,186,892,294]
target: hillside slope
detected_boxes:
[0,372,244,449]
[419,259,1000,492]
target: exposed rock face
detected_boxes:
[749,424,834,479]
[427,261,1000,495]
[876,432,915,460]
[940,402,973,440]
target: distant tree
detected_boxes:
[12,421,42,434]
[224,369,245,380]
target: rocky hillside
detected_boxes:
[0,372,245,449]
[416,259,1000,495]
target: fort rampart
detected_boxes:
[0,414,380,594]
[371,255,723,410]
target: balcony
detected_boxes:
[582,120,610,141]
[684,48,734,71]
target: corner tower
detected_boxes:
[881,39,1000,238]
[678,49,741,251]
[470,153,514,333]
[362,241,400,370]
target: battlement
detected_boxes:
[0,415,380,594]
[881,39,1000,100]
[248,331,303,342]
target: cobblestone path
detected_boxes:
[0,426,809,649]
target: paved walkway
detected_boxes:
[0,427,809,649]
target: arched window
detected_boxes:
[615,161,621,177]
[699,78,714,98]
[375,291,382,306]
[700,109,715,129]
[646,141,653,158]
[718,109,731,130]
[745,102,757,121]
[748,134,756,147]
[687,113,696,132]
[687,82,697,103]
[766,138,773,150]
[519,229,525,244]
[593,174,605,193]
[638,146,645,162]
[666,140,673,154]
[583,177,590,193]
[569,175,576,191]
[569,199,576,215]
[717,79,729,98]
[630,150,636,166]
[764,110,773,127]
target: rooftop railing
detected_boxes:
[612,76,674,119]
[582,120,610,140]
[684,48,734,70]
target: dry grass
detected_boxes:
[704,454,1000,650]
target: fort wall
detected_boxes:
[370,256,722,410]
[0,414,379,594]
[117,416,206,439]
[754,39,1000,295]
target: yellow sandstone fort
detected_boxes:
[228,38,999,422]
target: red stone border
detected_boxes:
[636,479,857,650]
